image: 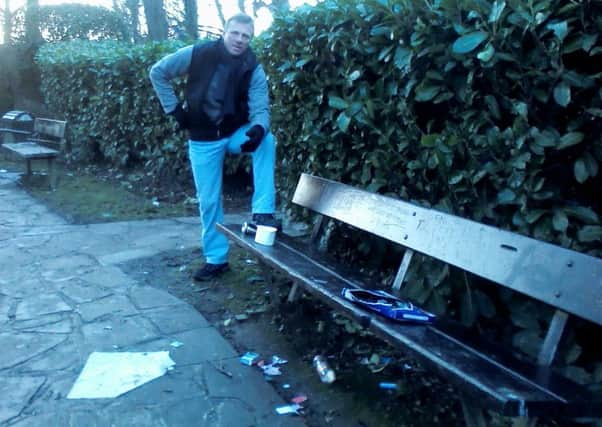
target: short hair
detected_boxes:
[225,13,254,34]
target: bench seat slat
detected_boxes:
[292,174,602,326]
[0,128,32,135]
[2,142,59,159]
[218,223,601,418]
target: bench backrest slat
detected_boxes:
[34,118,67,139]
[292,173,602,326]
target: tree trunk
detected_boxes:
[2,0,12,44]
[183,0,197,40]
[214,0,225,29]
[24,0,42,44]
[125,0,141,42]
[142,0,168,41]
[237,0,246,15]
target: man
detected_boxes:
[149,13,278,281]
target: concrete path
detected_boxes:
[0,172,305,427]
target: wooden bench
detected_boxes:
[218,173,602,425]
[0,118,67,188]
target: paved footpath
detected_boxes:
[0,172,305,427]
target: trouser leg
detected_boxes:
[227,124,276,214]
[188,139,229,264]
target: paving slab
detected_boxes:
[0,172,306,427]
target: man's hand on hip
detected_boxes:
[240,125,265,153]
[169,103,189,132]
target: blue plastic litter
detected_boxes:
[341,288,435,323]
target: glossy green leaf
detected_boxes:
[552,210,569,232]
[557,132,584,150]
[553,82,571,107]
[328,96,349,109]
[574,158,588,183]
[546,21,568,41]
[477,44,495,62]
[497,189,516,204]
[577,226,602,242]
[452,31,488,54]
[488,1,506,23]
[336,112,351,132]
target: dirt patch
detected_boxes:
[119,247,464,427]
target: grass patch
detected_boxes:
[0,157,196,223]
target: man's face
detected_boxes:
[223,21,253,56]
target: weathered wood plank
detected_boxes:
[292,174,602,326]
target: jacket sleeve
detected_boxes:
[149,45,194,114]
[247,64,270,132]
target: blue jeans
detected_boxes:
[188,124,275,264]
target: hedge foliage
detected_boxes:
[258,0,601,385]
[36,40,195,182]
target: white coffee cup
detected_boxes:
[254,225,277,246]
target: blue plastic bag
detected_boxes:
[342,288,435,323]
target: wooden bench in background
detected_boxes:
[0,118,67,188]
[218,173,602,426]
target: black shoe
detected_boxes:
[193,263,229,281]
[252,213,282,231]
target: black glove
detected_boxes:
[169,103,189,132]
[240,125,265,153]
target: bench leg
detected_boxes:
[26,159,32,176]
[460,396,487,427]
[287,282,300,302]
[47,158,56,189]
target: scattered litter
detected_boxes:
[403,363,413,371]
[379,382,398,390]
[275,403,303,415]
[244,259,257,265]
[282,383,291,389]
[103,325,113,330]
[246,306,268,315]
[152,199,160,207]
[193,286,210,293]
[291,394,308,404]
[112,345,119,350]
[170,341,184,348]
[211,361,233,378]
[179,266,187,272]
[234,314,249,321]
[313,355,336,384]
[223,318,233,327]
[67,351,175,399]
[271,355,288,365]
[240,352,260,366]
[262,365,282,376]
[0,169,7,173]
[247,275,264,284]
[313,279,328,285]
[342,288,436,323]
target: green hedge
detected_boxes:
[36,40,191,182]
[258,0,601,388]
[261,0,601,255]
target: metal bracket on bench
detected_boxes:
[538,309,569,367]
[392,249,414,292]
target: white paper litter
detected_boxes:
[67,351,175,399]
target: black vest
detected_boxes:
[186,39,258,141]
